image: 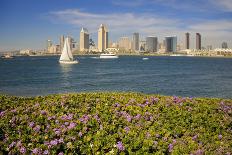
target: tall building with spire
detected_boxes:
[79,27,89,52]
[185,32,190,49]
[196,33,201,50]
[98,24,108,52]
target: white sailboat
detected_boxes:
[59,37,78,64]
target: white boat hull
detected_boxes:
[59,60,79,64]
[99,55,118,59]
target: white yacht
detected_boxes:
[99,52,118,59]
[59,37,78,64]
[142,57,149,60]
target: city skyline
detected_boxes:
[1,0,232,51]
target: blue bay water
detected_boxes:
[0,56,232,98]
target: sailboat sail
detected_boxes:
[59,38,73,61]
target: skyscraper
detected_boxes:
[222,42,228,49]
[146,36,158,52]
[196,33,201,50]
[132,33,139,51]
[185,32,190,49]
[47,40,52,51]
[60,35,65,52]
[165,36,177,52]
[79,27,89,52]
[98,24,108,52]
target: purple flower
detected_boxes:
[11,109,17,113]
[79,114,90,124]
[67,122,76,129]
[43,150,49,154]
[58,152,64,155]
[173,139,177,144]
[116,141,125,151]
[153,141,158,146]
[16,140,22,147]
[64,122,69,126]
[114,103,120,107]
[192,135,198,141]
[19,146,26,154]
[126,115,132,122]
[50,139,58,146]
[124,127,130,133]
[163,137,168,141]
[168,143,173,152]
[78,132,83,137]
[8,141,16,149]
[55,130,61,135]
[40,110,47,115]
[58,138,64,143]
[29,122,35,128]
[33,125,41,132]
[94,114,100,123]
[32,148,39,154]
[218,134,222,140]
[195,149,204,155]
[134,114,141,120]
[0,110,6,117]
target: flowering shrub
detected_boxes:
[0,93,232,154]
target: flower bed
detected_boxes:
[0,92,231,154]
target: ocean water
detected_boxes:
[0,55,232,98]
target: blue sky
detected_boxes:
[0,0,232,51]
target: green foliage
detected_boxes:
[0,92,231,154]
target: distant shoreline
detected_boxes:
[12,53,232,58]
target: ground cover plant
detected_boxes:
[0,92,232,154]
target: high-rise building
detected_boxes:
[67,36,74,51]
[118,37,131,51]
[60,35,65,52]
[222,42,228,49]
[132,33,139,51]
[47,40,52,51]
[139,40,146,51]
[165,36,177,52]
[79,27,89,52]
[185,32,190,49]
[196,33,201,50]
[98,24,108,52]
[146,36,158,52]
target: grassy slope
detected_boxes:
[0,92,231,154]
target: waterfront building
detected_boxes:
[145,36,158,52]
[60,35,65,52]
[222,42,228,49]
[132,33,139,51]
[139,40,146,52]
[98,24,108,52]
[196,33,201,50]
[165,36,177,52]
[79,27,89,52]
[47,40,52,51]
[118,37,131,51]
[185,32,190,49]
